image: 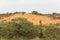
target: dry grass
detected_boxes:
[0,12,60,25]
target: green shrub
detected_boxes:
[0,22,16,38]
[12,18,39,39]
[0,18,39,40]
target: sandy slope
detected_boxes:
[0,12,60,25]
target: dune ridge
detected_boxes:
[0,12,60,25]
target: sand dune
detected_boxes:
[0,12,60,25]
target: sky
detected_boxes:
[0,0,60,14]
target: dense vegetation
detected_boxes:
[0,18,38,40]
[0,18,60,40]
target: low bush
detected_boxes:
[40,25,60,40]
[0,18,38,40]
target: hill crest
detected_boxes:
[0,12,60,25]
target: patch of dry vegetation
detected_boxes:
[0,11,60,25]
[0,18,60,40]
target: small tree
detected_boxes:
[32,11,38,14]
[52,12,57,15]
[22,12,26,15]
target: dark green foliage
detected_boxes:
[0,22,16,38]
[0,18,38,40]
[21,12,26,15]
[32,11,38,14]
[31,11,42,15]
[52,12,57,15]
[12,18,39,39]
